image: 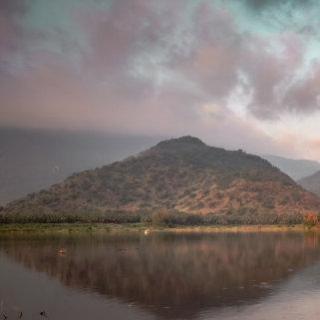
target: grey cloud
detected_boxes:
[169,1,320,119]
[167,2,243,102]
[0,0,29,15]
[243,0,313,11]
[283,64,320,112]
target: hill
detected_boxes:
[1,136,320,224]
[262,155,320,181]
[298,171,320,196]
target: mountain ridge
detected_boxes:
[262,154,320,181]
[299,171,320,197]
[1,136,319,224]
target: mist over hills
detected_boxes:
[0,128,161,205]
[262,155,320,181]
[299,171,320,197]
[2,136,319,224]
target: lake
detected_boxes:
[1,231,320,319]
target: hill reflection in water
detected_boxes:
[1,232,320,319]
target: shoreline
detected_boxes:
[0,223,317,235]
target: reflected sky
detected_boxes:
[1,232,320,319]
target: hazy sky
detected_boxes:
[2,0,320,159]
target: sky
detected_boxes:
[1,0,320,159]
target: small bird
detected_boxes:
[40,311,48,318]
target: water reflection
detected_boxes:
[1,232,320,319]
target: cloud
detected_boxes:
[0,1,25,64]
[243,0,314,11]
[1,0,320,158]
[167,2,242,103]
[283,62,320,113]
[163,2,310,120]
[242,33,305,119]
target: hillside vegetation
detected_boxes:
[1,136,320,225]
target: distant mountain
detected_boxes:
[2,136,319,224]
[298,171,320,196]
[262,155,320,181]
[0,128,161,205]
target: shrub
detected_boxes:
[304,212,318,228]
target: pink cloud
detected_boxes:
[1,0,319,159]
[284,62,320,113]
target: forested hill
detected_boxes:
[2,136,319,224]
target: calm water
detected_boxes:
[1,232,320,319]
